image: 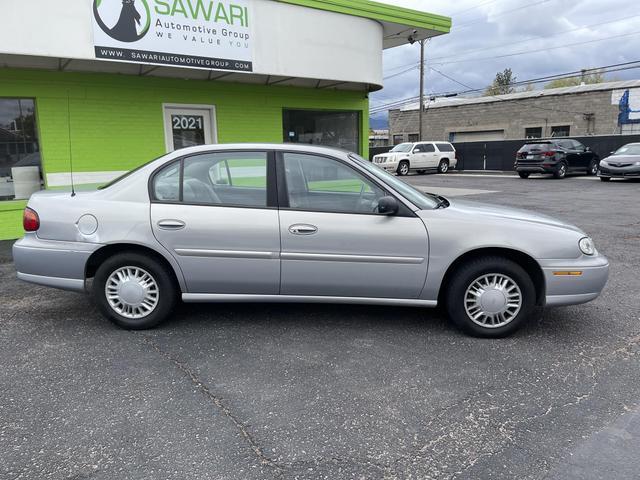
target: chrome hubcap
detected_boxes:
[105,266,159,319]
[400,164,408,174]
[441,163,448,172]
[464,273,522,328]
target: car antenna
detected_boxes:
[67,93,76,197]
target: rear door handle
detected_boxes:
[288,224,318,235]
[157,219,186,230]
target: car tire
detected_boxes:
[587,160,598,176]
[600,176,611,182]
[553,162,567,179]
[397,161,410,176]
[437,159,449,174]
[445,256,535,338]
[518,172,530,179]
[93,252,178,330]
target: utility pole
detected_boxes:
[418,39,425,141]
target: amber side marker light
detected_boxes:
[553,271,583,276]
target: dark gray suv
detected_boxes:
[515,139,599,179]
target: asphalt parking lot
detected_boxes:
[1,173,639,480]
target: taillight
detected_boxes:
[23,207,39,232]
[543,151,556,157]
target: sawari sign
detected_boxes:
[92,0,253,72]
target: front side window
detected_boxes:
[0,98,42,201]
[283,153,385,214]
[153,151,268,207]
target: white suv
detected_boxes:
[372,142,458,176]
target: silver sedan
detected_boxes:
[13,144,609,337]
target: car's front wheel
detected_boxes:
[397,161,410,176]
[445,256,535,338]
[93,252,178,329]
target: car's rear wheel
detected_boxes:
[93,252,177,329]
[438,159,449,174]
[587,160,598,176]
[600,176,611,182]
[397,161,410,176]
[445,256,535,338]
[553,162,567,179]
[518,172,530,179]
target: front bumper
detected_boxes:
[539,254,609,306]
[598,164,640,178]
[380,163,399,173]
[13,234,103,292]
[514,161,559,174]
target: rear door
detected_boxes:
[150,150,281,294]
[277,151,429,298]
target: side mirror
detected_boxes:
[585,146,591,152]
[377,196,399,215]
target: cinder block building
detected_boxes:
[389,80,640,144]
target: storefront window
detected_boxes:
[283,109,360,153]
[0,99,42,201]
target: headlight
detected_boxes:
[634,161,640,166]
[599,160,608,166]
[579,237,596,256]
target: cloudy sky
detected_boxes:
[370,0,640,126]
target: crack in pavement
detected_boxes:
[137,335,284,477]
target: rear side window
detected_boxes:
[436,143,454,152]
[152,162,180,201]
[422,144,435,152]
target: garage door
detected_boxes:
[450,130,505,142]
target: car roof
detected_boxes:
[164,143,351,158]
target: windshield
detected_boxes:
[348,153,439,210]
[612,144,640,156]
[390,143,413,153]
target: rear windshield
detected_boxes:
[518,142,552,152]
[612,144,640,156]
[436,143,454,152]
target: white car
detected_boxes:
[373,142,458,176]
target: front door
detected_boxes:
[422,143,439,168]
[150,150,280,294]
[277,152,429,298]
[163,104,216,152]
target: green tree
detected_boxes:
[545,71,605,89]
[484,68,517,96]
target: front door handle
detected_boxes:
[157,219,186,230]
[289,224,318,235]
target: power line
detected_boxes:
[369,61,640,114]
[454,0,553,29]
[448,0,503,17]
[431,31,640,66]
[383,16,640,76]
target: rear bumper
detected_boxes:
[539,254,609,307]
[13,234,102,292]
[514,161,558,174]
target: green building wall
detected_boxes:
[0,68,369,240]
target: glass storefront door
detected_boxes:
[163,104,216,152]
